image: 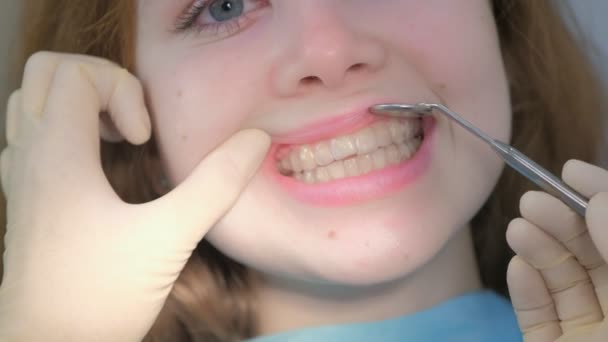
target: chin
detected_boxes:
[208,169,476,289]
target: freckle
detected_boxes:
[175,121,188,142]
[438,83,447,91]
[327,230,337,239]
[176,89,183,98]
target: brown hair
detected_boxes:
[1,0,605,340]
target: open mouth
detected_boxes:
[276,117,424,184]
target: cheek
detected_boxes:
[369,1,510,137]
[140,51,268,183]
[411,6,505,96]
[408,4,511,142]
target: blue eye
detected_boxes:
[175,0,268,39]
[209,0,244,22]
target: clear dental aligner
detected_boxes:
[277,117,423,184]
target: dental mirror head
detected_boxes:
[369,103,435,118]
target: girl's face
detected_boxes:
[136,0,511,286]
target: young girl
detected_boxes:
[0,0,607,341]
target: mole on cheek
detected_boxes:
[176,121,188,142]
[176,89,183,98]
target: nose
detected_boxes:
[271,3,387,96]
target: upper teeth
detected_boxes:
[278,118,422,173]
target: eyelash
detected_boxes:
[174,0,266,37]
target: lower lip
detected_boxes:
[262,117,436,207]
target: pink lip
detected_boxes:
[263,113,436,207]
[271,102,390,145]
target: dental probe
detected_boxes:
[370,103,589,217]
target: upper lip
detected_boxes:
[270,98,406,145]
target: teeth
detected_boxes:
[330,136,357,160]
[405,121,421,140]
[398,137,421,160]
[389,122,404,144]
[299,145,316,171]
[373,121,392,146]
[315,166,331,182]
[357,154,374,174]
[303,170,315,184]
[344,158,361,177]
[327,161,346,180]
[314,142,334,166]
[290,153,303,172]
[386,145,400,165]
[371,148,387,170]
[279,118,423,174]
[354,127,377,155]
[398,143,413,160]
[287,141,422,184]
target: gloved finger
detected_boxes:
[41,61,151,180]
[507,218,603,332]
[1,147,12,198]
[508,256,561,342]
[562,160,608,198]
[520,191,608,313]
[587,193,608,259]
[21,52,117,119]
[21,52,128,145]
[561,160,608,313]
[6,86,44,154]
[5,89,22,146]
[586,192,608,300]
[136,129,271,256]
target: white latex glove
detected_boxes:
[0,52,271,342]
[507,160,608,342]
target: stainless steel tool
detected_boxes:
[370,103,589,216]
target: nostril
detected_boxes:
[348,63,366,73]
[297,63,367,89]
[301,75,321,86]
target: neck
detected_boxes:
[255,227,482,336]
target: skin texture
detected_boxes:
[135,0,511,334]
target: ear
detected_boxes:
[99,111,126,143]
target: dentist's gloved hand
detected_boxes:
[0,52,270,342]
[507,160,608,342]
